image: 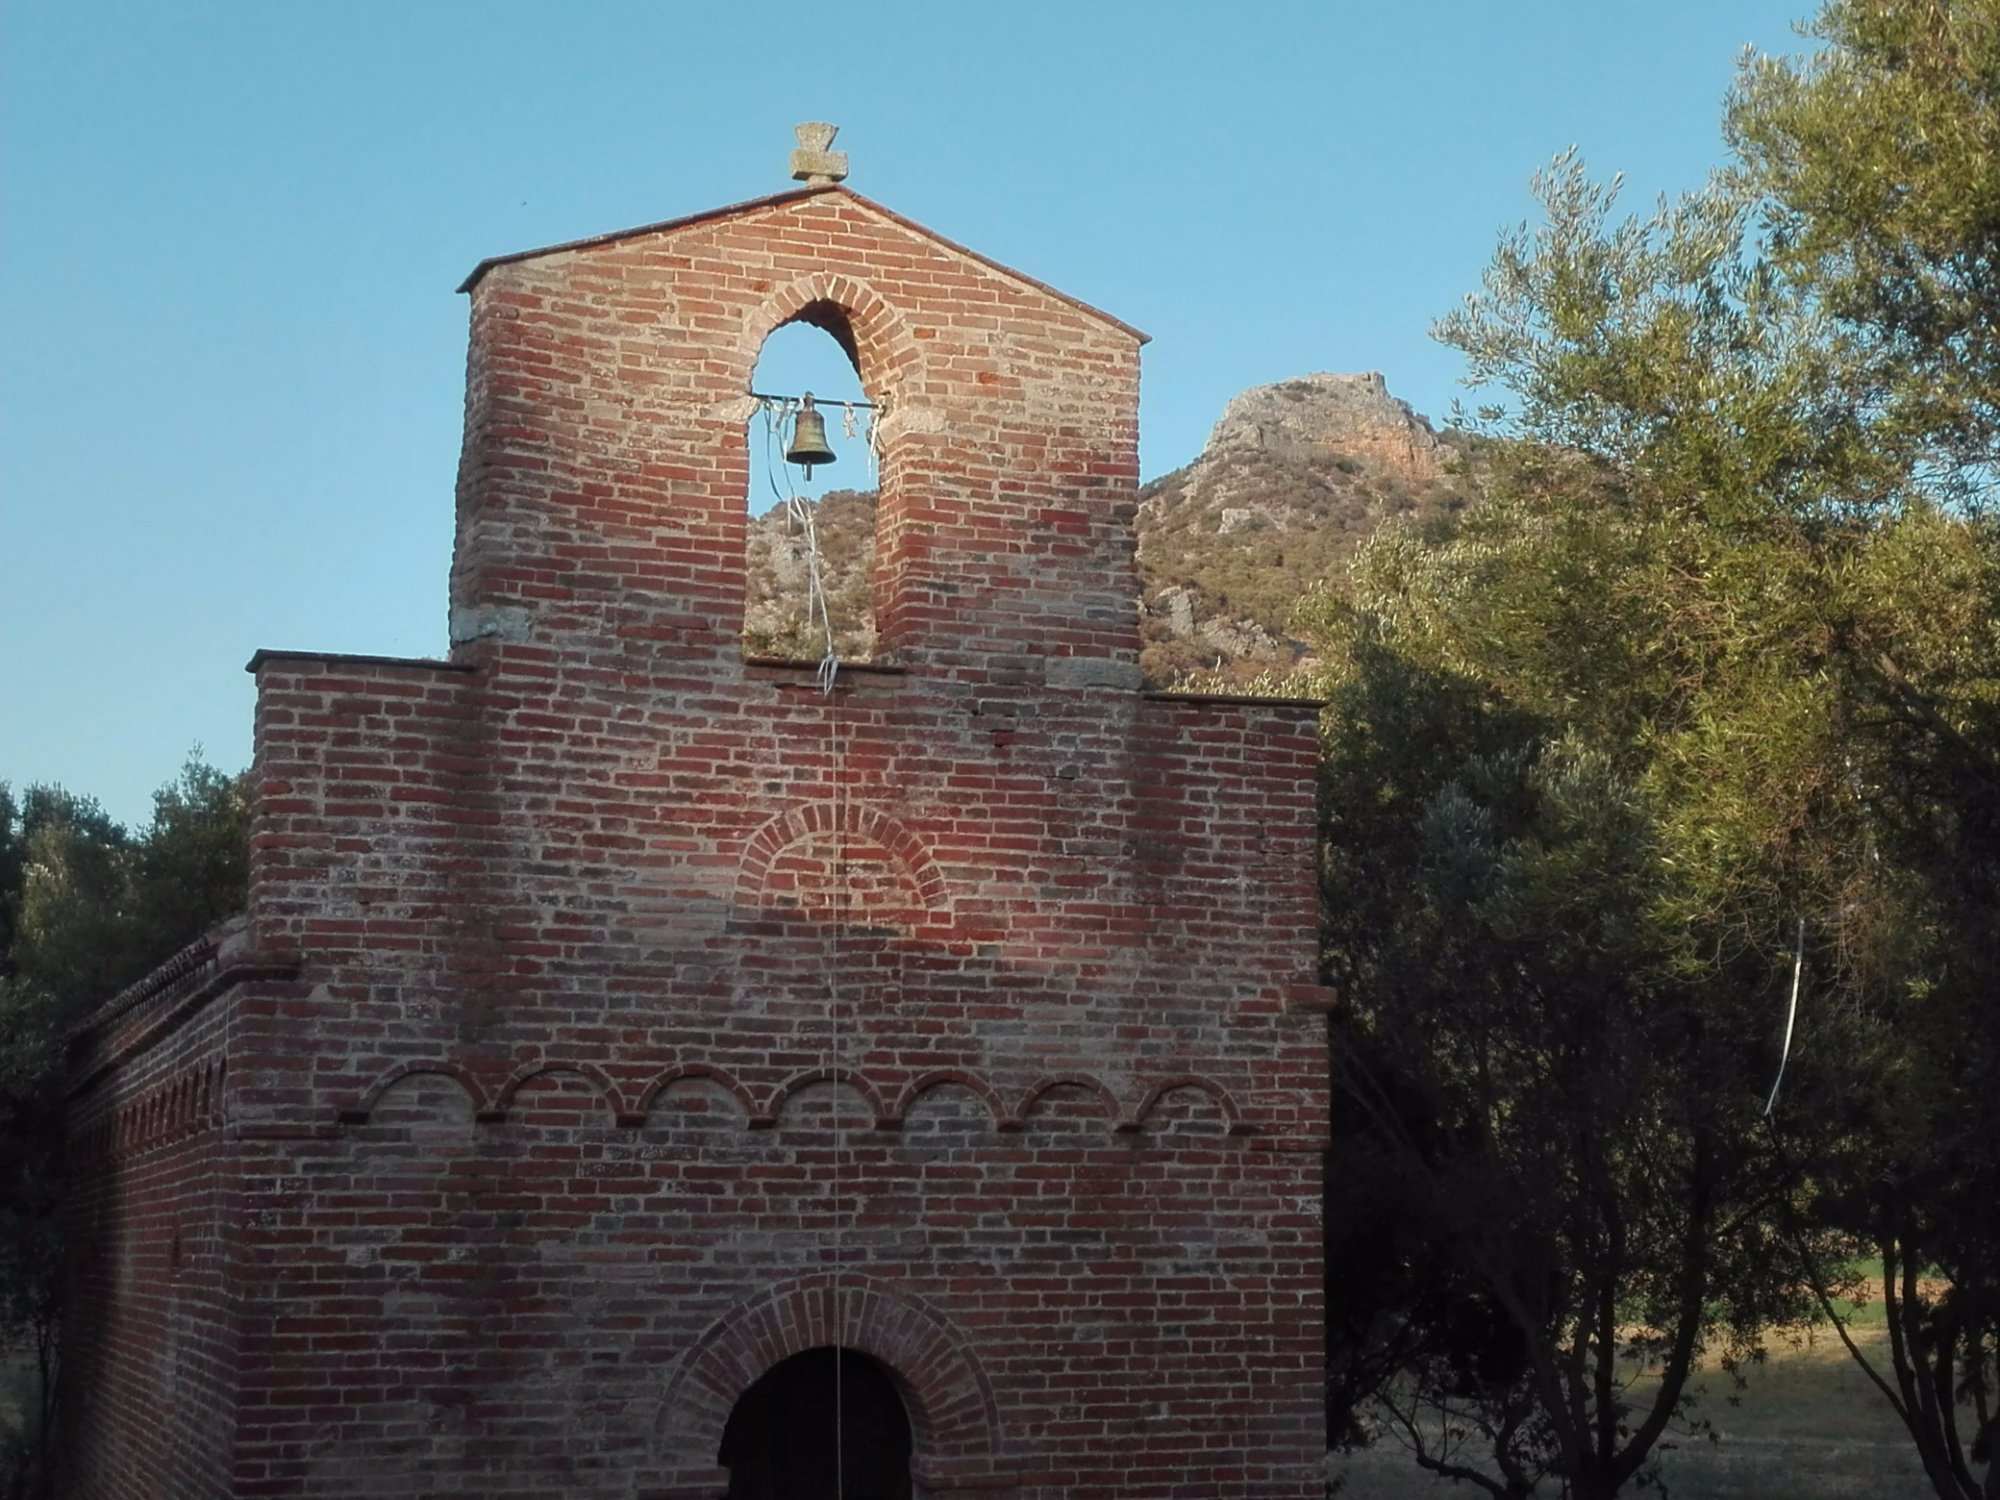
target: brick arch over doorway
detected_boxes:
[652,1274,1006,1499]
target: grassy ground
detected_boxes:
[1330,1325,1943,1498]
[0,1348,27,1430]
[3,1327,1956,1496]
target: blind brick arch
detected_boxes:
[736,801,950,915]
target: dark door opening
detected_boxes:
[719,1346,913,1500]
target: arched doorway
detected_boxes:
[718,1346,913,1500]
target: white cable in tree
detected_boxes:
[1764,918,1807,1117]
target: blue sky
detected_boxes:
[2,0,1809,826]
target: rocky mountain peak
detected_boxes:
[740,373,1487,690]
[1204,371,1445,485]
[1134,373,1483,684]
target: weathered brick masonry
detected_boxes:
[64,183,1331,1497]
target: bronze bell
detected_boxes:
[785,393,837,478]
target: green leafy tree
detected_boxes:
[1311,472,1865,1498]
[0,978,64,1500]
[1730,0,2000,497]
[4,789,134,1013]
[1792,505,2000,1497]
[1726,11,2000,1483]
[1318,2,2000,1493]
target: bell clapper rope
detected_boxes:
[759,390,856,1495]
[756,397,842,692]
[773,123,864,1489]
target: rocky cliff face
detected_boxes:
[1135,373,1482,684]
[742,374,1487,685]
[1204,372,1446,484]
[742,489,877,662]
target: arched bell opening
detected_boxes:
[744,305,880,664]
[718,1345,914,1500]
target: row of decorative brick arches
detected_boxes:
[70,1057,226,1166]
[341,1058,1252,1135]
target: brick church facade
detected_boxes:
[63,165,1332,1497]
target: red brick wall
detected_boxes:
[63,932,247,1500]
[69,187,1329,1497]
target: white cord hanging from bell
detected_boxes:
[759,392,857,1498]
[757,397,842,694]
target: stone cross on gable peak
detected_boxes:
[790,122,849,187]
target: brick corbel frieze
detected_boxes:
[65,918,299,1098]
[331,1056,1276,1141]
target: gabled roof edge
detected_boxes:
[455,185,1149,344]
[455,185,832,294]
[840,188,1149,344]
